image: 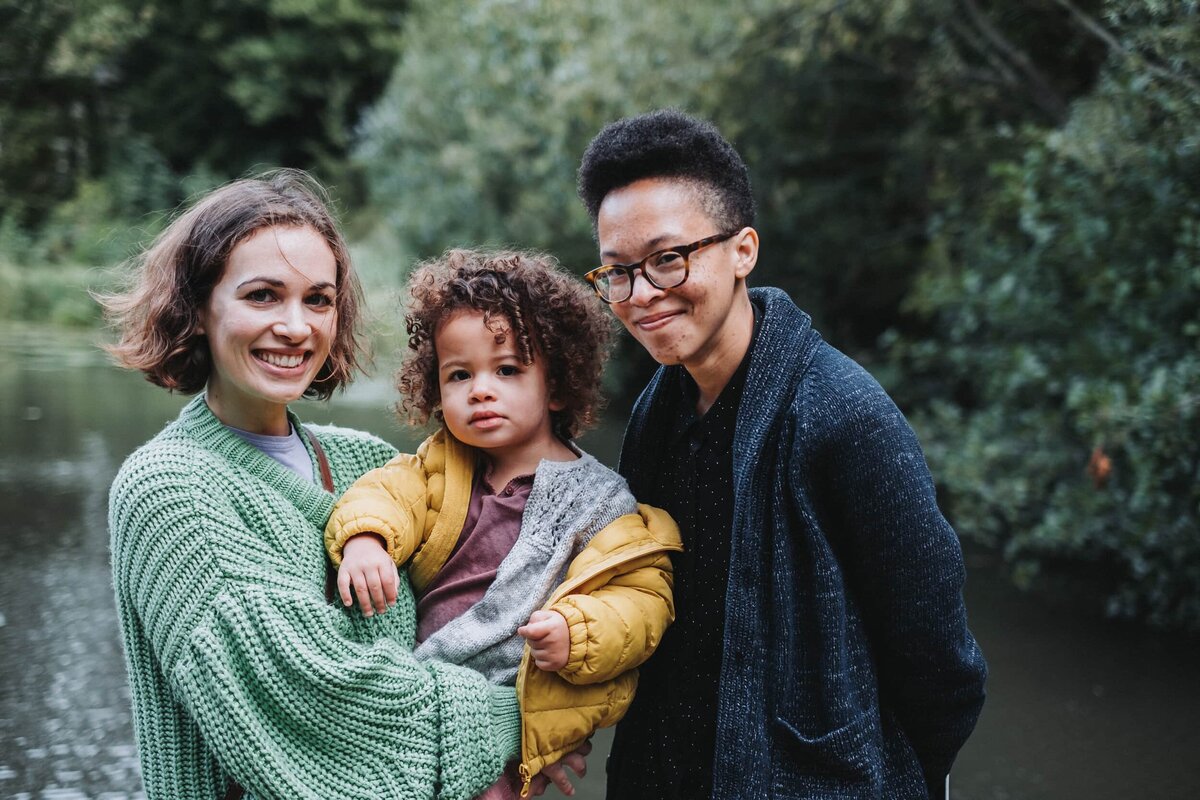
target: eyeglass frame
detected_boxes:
[584,229,740,304]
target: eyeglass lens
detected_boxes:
[597,250,688,301]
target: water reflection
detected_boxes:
[0,326,1198,799]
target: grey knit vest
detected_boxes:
[413,451,637,684]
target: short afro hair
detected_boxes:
[577,109,755,234]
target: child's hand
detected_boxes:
[517,609,570,672]
[336,533,398,617]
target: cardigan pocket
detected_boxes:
[771,711,875,784]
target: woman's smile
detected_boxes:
[632,308,685,332]
[254,349,310,370]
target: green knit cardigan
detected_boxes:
[108,396,521,799]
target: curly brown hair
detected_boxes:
[97,169,364,400]
[398,249,614,440]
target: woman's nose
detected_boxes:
[628,268,665,306]
[273,302,312,340]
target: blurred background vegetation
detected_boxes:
[2,0,1197,628]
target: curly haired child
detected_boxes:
[324,249,682,799]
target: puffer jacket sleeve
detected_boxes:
[325,451,431,567]
[550,504,681,685]
[110,456,519,800]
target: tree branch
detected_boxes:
[960,0,1068,122]
[1049,0,1200,94]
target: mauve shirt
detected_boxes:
[415,465,534,800]
[415,466,534,645]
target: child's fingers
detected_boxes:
[369,564,395,613]
[382,565,398,607]
[352,572,376,617]
[518,617,555,641]
[517,624,545,641]
[337,567,354,607]
[365,568,388,614]
[550,740,591,790]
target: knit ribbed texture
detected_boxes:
[414,452,636,684]
[620,287,987,800]
[109,395,520,800]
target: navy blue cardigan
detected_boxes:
[619,287,987,800]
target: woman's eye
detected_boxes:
[497,364,520,377]
[307,292,335,308]
[245,288,275,303]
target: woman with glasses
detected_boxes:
[576,109,986,800]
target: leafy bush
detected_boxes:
[0,263,112,328]
[889,4,1200,627]
[355,0,743,272]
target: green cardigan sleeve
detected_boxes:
[110,453,519,800]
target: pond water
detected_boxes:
[1,325,1198,799]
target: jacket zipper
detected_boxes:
[515,538,683,797]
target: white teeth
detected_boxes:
[258,352,305,368]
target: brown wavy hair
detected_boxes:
[97,169,364,399]
[398,249,614,440]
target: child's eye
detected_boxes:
[245,288,276,303]
[497,364,520,377]
[447,369,470,382]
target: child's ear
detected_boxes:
[547,378,565,412]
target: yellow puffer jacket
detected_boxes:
[325,429,682,794]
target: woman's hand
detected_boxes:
[518,609,570,671]
[336,533,398,616]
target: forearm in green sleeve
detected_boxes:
[173,583,515,800]
[427,660,522,800]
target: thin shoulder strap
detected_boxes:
[302,426,341,606]
[303,426,335,493]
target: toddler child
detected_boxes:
[324,249,681,798]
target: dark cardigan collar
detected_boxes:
[734,287,820,468]
[621,287,821,485]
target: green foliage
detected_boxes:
[357,0,1200,626]
[889,0,1200,627]
[0,0,153,226]
[4,0,1200,626]
[355,0,746,274]
[356,0,1107,349]
[0,0,407,236]
[719,0,1108,349]
[0,262,112,328]
[117,0,405,181]
[0,133,177,269]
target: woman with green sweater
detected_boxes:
[102,171,553,799]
